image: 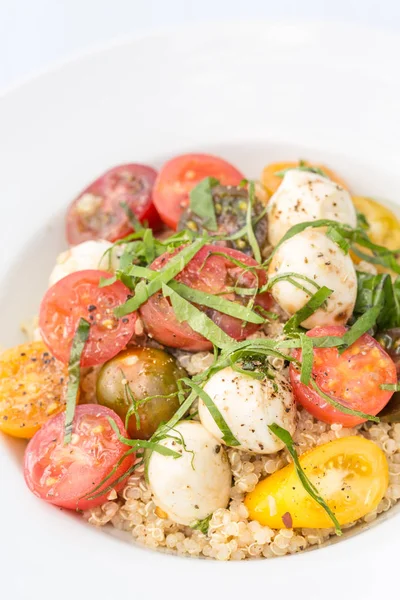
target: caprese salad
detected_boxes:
[2,153,400,560]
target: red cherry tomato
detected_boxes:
[66,164,161,244]
[290,326,397,427]
[153,153,244,229]
[24,405,134,510]
[39,270,136,367]
[139,245,272,351]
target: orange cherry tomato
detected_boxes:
[261,161,349,197]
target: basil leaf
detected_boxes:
[326,226,350,254]
[268,423,342,535]
[354,272,400,331]
[182,378,240,446]
[189,177,219,231]
[283,286,332,333]
[162,283,234,349]
[63,318,90,444]
[299,334,313,385]
[273,165,330,179]
[309,378,379,422]
[120,201,144,232]
[114,238,207,317]
[107,417,182,457]
[340,305,381,347]
[246,181,262,263]
[380,383,400,391]
[190,515,212,534]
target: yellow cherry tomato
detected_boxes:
[352,196,400,250]
[0,341,69,439]
[261,161,349,197]
[245,436,388,529]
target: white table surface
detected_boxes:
[2,0,400,92]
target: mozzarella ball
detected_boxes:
[147,421,232,525]
[268,170,356,246]
[268,229,357,328]
[49,240,118,287]
[199,367,296,454]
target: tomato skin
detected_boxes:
[245,436,388,529]
[66,164,161,244]
[153,154,244,229]
[261,161,349,197]
[290,326,397,427]
[139,245,272,351]
[0,341,69,439]
[24,405,134,510]
[39,270,136,367]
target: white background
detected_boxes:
[2,0,400,91]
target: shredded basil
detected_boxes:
[190,515,212,534]
[182,378,240,447]
[246,181,262,263]
[162,283,235,349]
[283,286,332,334]
[380,383,400,391]
[326,226,350,254]
[354,271,400,331]
[309,378,379,422]
[114,238,207,317]
[274,165,329,179]
[120,201,144,232]
[268,423,342,535]
[63,318,90,445]
[189,177,219,231]
[107,417,182,458]
[299,334,313,385]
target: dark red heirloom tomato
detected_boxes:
[66,164,161,244]
[139,245,272,352]
[39,270,136,367]
[24,405,134,510]
[290,325,397,427]
[152,153,244,230]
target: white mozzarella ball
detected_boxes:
[199,367,296,454]
[147,421,232,525]
[49,240,117,287]
[268,169,356,246]
[268,229,357,328]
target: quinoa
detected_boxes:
[81,332,400,561]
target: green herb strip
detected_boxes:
[268,423,342,535]
[380,383,400,391]
[107,417,182,458]
[283,286,332,334]
[340,305,381,348]
[183,378,240,447]
[162,283,235,349]
[189,177,219,231]
[274,165,330,179]
[63,319,90,445]
[309,378,379,422]
[326,226,350,254]
[114,238,207,317]
[190,515,212,534]
[246,181,262,263]
[355,271,400,331]
[299,334,314,385]
[120,201,144,232]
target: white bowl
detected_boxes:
[1,21,399,600]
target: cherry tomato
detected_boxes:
[66,164,161,244]
[0,341,69,439]
[290,326,397,427]
[24,404,134,510]
[262,161,349,197]
[153,154,244,229]
[245,436,388,529]
[97,347,186,439]
[39,270,136,367]
[139,245,272,351]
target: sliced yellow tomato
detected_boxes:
[352,196,400,250]
[0,341,69,439]
[245,436,388,529]
[261,160,349,197]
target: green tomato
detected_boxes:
[96,347,186,439]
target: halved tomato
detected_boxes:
[139,245,272,351]
[66,164,161,244]
[290,326,397,427]
[245,436,388,529]
[262,161,349,197]
[0,341,68,439]
[153,153,244,229]
[39,270,136,367]
[24,404,134,510]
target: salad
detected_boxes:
[2,153,400,561]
